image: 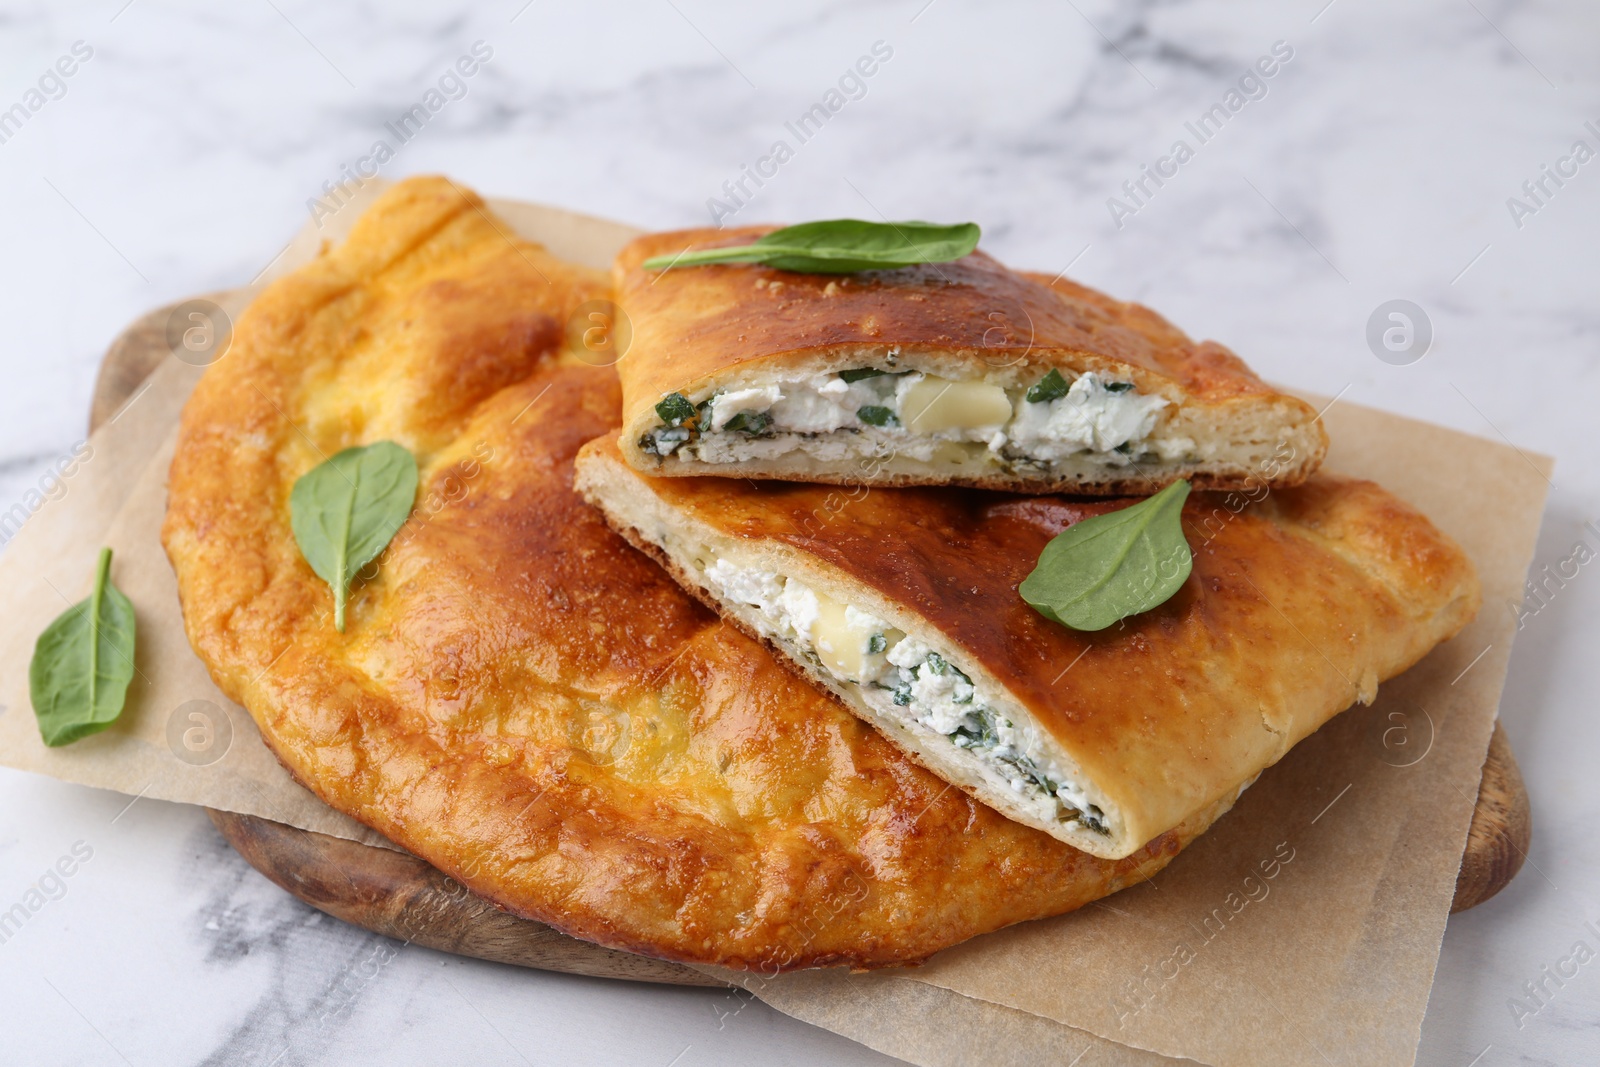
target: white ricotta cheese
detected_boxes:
[1006,372,1169,459]
[707,384,782,430]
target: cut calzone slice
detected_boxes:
[614,227,1329,495]
[576,437,1479,859]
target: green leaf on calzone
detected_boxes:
[1019,480,1193,631]
[290,441,419,632]
[642,219,981,274]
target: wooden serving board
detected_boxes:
[95,297,1531,985]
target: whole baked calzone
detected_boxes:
[614,227,1329,494]
[162,177,1230,971]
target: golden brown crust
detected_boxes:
[575,434,1482,857]
[163,177,1227,971]
[613,227,1328,492]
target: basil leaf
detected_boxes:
[857,405,898,427]
[1025,369,1069,403]
[1019,480,1193,631]
[642,219,981,274]
[1104,381,1135,393]
[839,368,887,383]
[29,547,137,747]
[290,441,419,632]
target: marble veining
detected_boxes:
[0,1,1595,1065]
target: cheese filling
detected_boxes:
[698,556,1108,834]
[640,367,1191,474]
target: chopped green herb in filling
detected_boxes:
[857,405,898,427]
[723,411,774,435]
[1026,369,1136,402]
[888,650,1108,834]
[951,708,999,750]
[1025,368,1069,403]
[868,632,887,654]
[655,392,696,426]
[841,368,914,383]
[640,426,690,457]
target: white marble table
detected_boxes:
[1,2,1595,1064]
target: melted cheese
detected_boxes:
[900,377,1013,432]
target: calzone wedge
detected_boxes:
[615,226,1328,495]
[576,438,1480,860]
